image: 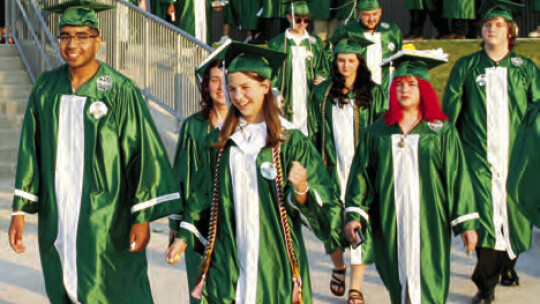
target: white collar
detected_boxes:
[285,29,311,46]
[230,119,267,155]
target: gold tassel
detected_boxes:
[191,273,206,300]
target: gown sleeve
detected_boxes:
[442,126,480,234]
[117,81,182,223]
[344,130,375,229]
[508,103,540,227]
[442,58,468,124]
[313,35,330,80]
[12,76,43,213]
[283,132,347,253]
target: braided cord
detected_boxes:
[353,103,360,147]
[196,148,224,284]
[272,145,304,304]
[320,83,333,166]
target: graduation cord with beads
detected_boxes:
[272,144,304,304]
[320,83,333,166]
[191,148,224,300]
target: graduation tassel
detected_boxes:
[190,149,224,300]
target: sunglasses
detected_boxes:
[294,18,310,24]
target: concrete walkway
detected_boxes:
[1,177,539,303]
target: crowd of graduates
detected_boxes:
[141,0,540,44]
[7,0,540,304]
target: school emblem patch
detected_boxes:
[89,101,108,120]
[96,75,113,91]
[511,57,523,67]
[381,22,390,29]
[428,120,444,131]
[476,74,487,86]
[388,42,396,51]
[260,162,277,180]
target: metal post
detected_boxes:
[143,16,149,90]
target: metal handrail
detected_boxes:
[6,0,214,120]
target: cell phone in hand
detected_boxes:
[351,227,364,249]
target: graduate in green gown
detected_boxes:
[7,1,182,303]
[166,42,344,304]
[308,31,386,303]
[268,1,329,136]
[165,58,229,304]
[345,52,479,304]
[172,0,214,44]
[330,0,402,93]
[442,1,540,302]
[508,100,540,228]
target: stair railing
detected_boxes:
[6,0,214,120]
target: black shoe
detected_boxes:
[500,270,520,286]
[472,288,495,304]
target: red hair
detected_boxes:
[383,75,448,125]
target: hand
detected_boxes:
[345,221,362,243]
[288,161,308,194]
[8,214,25,253]
[313,76,324,86]
[167,4,176,22]
[165,238,187,265]
[461,229,478,255]
[129,222,150,252]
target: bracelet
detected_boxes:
[294,184,309,196]
[11,211,26,216]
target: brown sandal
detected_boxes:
[348,289,365,304]
[330,267,346,296]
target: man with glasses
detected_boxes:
[268,1,329,136]
[7,1,181,303]
[330,0,402,93]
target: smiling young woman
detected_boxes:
[168,42,344,304]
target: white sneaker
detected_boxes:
[528,26,540,38]
[216,35,230,45]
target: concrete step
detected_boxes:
[0,45,19,57]
[0,114,24,128]
[0,128,21,149]
[0,84,32,99]
[0,58,25,71]
[0,147,18,164]
[0,160,16,179]
[0,71,31,85]
[0,98,28,115]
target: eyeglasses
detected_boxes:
[295,18,310,24]
[57,34,99,45]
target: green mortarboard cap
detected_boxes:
[199,41,286,80]
[331,31,374,55]
[288,1,310,15]
[43,0,115,30]
[381,49,448,81]
[356,0,380,11]
[479,0,524,21]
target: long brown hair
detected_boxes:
[330,53,375,108]
[200,59,223,120]
[214,71,284,149]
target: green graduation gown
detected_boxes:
[174,0,213,43]
[308,0,331,19]
[13,63,182,304]
[268,30,330,135]
[508,102,540,227]
[442,0,475,19]
[179,119,344,303]
[404,0,436,10]
[443,50,539,257]
[151,0,174,21]
[261,0,287,18]
[308,80,387,263]
[345,119,479,304]
[330,20,403,92]
[169,112,218,304]
[223,0,261,31]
